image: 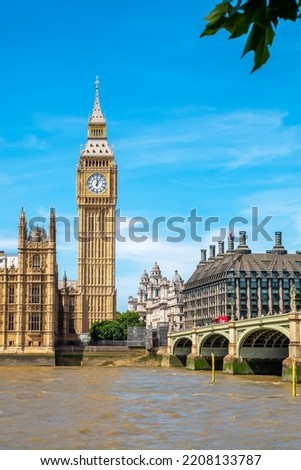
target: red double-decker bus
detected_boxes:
[212,315,229,324]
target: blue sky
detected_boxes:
[1,1,301,311]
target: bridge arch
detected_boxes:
[173,337,192,366]
[199,332,230,369]
[237,326,289,375]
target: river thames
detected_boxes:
[0,366,300,450]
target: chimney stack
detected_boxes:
[218,241,225,256]
[271,231,287,254]
[237,231,251,253]
[227,232,234,252]
[239,230,246,245]
[197,249,207,268]
[275,231,282,247]
[209,245,216,260]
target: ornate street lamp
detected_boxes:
[229,296,235,321]
[290,284,297,312]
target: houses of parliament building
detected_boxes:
[0,79,117,355]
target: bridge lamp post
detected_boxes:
[290,284,297,312]
[168,314,175,332]
[229,297,235,321]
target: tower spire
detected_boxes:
[80,77,113,154]
[89,75,105,125]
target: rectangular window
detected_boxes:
[261,278,268,288]
[8,312,14,330]
[283,290,290,301]
[69,318,75,334]
[29,312,42,331]
[69,297,75,313]
[9,286,15,304]
[29,285,41,304]
[261,289,268,303]
[240,289,247,299]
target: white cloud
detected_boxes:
[116,108,301,171]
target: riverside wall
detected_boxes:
[0,346,163,367]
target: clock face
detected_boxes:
[86,173,107,194]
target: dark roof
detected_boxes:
[185,251,301,288]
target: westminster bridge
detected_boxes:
[161,312,301,382]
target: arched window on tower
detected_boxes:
[33,255,41,269]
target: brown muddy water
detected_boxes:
[0,366,300,450]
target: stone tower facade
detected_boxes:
[76,77,117,330]
[0,208,58,352]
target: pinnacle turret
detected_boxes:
[18,207,27,243]
[49,207,56,243]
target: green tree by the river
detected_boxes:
[89,311,145,341]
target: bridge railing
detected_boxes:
[170,312,293,333]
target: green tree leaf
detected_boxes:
[269,0,299,22]
[201,0,301,72]
[242,23,275,71]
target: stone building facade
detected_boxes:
[0,208,58,352]
[183,231,301,327]
[0,79,117,353]
[57,275,82,344]
[129,262,185,329]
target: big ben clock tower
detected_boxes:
[77,77,117,331]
